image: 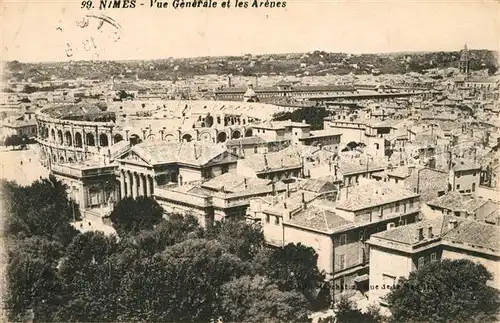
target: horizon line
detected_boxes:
[5,47,499,65]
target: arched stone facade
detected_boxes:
[36,106,256,167]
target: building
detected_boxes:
[449,159,481,193]
[426,191,499,225]
[116,141,240,201]
[459,44,470,76]
[236,146,303,182]
[155,173,286,226]
[249,179,421,297]
[368,215,500,305]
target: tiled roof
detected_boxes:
[287,206,351,233]
[300,178,337,193]
[239,146,302,172]
[442,218,500,252]
[372,217,444,245]
[427,191,487,213]
[452,159,481,172]
[201,173,271,193]
[404,168,448,202]
[336,180,418,211]
[225,136,267,147]
[132,141,232,166]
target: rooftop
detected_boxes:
[287,206,351,233]
[336,180,418,211]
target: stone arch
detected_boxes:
[64,131,72,146]
[51,129,56,142]
[147,134,156,140]
[57,130,63,145]
[129,134,142,145]
[217,131,227,143]
[217,116,221,124]
[52,154,57,163]
[59,156,65,163]
[199,131,212,142]
[68,157,74,163]
[86,133,96,146]
[231,130,241,139]
[163,134,175,142]
[245,128,253,137]
[182,134,193,142]
[113,133,124,143]
[99,133,109,147]
[74,132,83,148]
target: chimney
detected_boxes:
[427,225,433,238]
[283,202,287,209]
[301,192,306,209]
[244,178,248,189]
[417,227,424,241]
[302,119,306,124]
[448,219,458,230]
[263,153,268,168]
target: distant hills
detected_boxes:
[4,49,498,83]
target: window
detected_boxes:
[359,230,365,241]
[265,214,270,223]
[395,202,400,212]
[338,254,345,270]
[430,253,437,262]
[418,257,425,268]
[456,172,461,178]
[456,184,460,190]
[409,199,414,209]
[253,145,258,153]
[339,234,347,246]
[221,165,229,174]
[274,216,280,225]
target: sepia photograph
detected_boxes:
[0,0,499,322]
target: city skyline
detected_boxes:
[1,0,499,63]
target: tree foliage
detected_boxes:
[273,106,329,130]
[220,275,311,323]
[266,243,325,297]
[4,178,322,322]
[109,196,164,236]
[386,259,500,323]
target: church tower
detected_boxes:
[459,43,470,76]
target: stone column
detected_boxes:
[131,172,138,199]
[142,174,148,196]
[146,175,152,197]
[127,171,133,198]
[120,170,126,200]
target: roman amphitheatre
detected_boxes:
[36,98,290,166]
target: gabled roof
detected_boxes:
[336,180,418,212]
[124,141,236,167]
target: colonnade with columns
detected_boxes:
[119,169,155,199]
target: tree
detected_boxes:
[4,134,22,149]
[273,106,329,130]
[386,259,500,323]
[7,250,63,322]
[265,243,324,298]
[206,220,265,261]
[109,196,164,236]
[133,213,203,256]
[56,232,121,322]
[323,296,381,323]
[118,238,246,322]
[220,275,311,323]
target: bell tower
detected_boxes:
[459,43,470,77]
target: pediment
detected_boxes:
[120,151,152,166]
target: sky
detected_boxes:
[1,0,499,62]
